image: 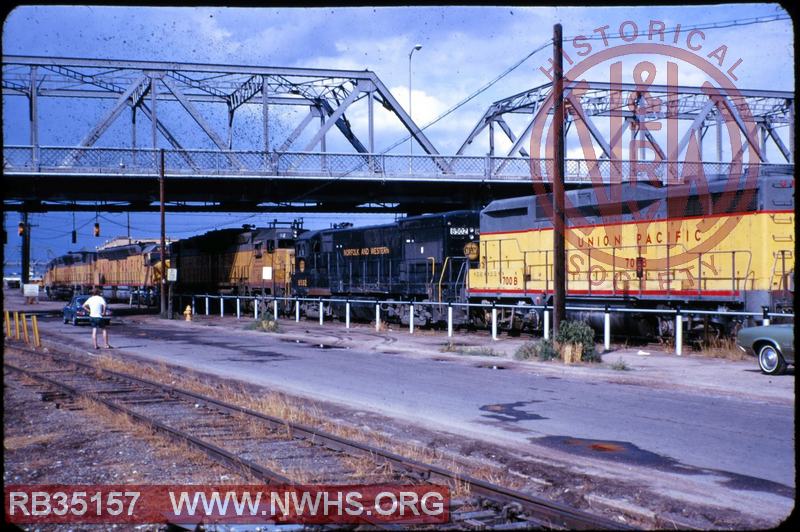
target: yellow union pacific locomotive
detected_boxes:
[44,240,168,303]
[468,174,794,336]
[169,220,305,303]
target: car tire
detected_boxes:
[758,344,786,375]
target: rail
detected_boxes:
[4,146,790,183]
[5,345,626,530]
[174,292,794,357]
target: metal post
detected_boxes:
[543,308,550,341]
[255,297,259,320]
[14,312,20,340]
[409,303,414,334]
[346,301,351,329]
[192,296,196,316]
[447,304,453,338]
[491,305,498,341]
[319,299,324,325]
[295,298,300,322]
[604,305,611,352]
[236,297,240,319]
[220,297,224,317]
[205,295,209,316]
[159,149,167,318]
[21,314,29,344]
[375,302,381,331]
[552,23,566,337]
[675,308,683,356]
[273,299,278,321]
[4,310,11,338]
[762,306,770,326]
[32,315,40,348]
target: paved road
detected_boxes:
[28,309,795,516]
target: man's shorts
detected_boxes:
[90,317,106,328]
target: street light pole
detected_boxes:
[408,44,422,165]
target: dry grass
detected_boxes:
[692,337,748,361]
[4,433,60,451]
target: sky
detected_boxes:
[2,4,794,275]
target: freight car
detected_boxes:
[43,242,167,303]
[292,210,480,326]
[468,174,795,337]
[170,221,305,308]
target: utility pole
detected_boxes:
[159,149,168,318]
[21,212,30,284]
[552,23,567,336]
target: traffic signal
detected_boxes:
[94,222,100,237]
[18,222,25,236]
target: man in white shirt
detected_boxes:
[82,288,112,349]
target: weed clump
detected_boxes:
[246,315,280,333]
[555,320,599,362]
[611,357,630,371]
[513,339,557,361]
[441,342,499,357]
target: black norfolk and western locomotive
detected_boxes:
[292,210,480,326]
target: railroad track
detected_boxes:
[4,344,627,530]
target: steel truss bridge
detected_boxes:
[2,56,794,214]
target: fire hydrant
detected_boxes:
[183,305,193,322]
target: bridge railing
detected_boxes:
[3,146,792,182]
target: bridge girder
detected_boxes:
[2,55,441,159]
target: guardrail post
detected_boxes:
[319,299,324,325]
[220,297,224,317]
[409,303,414,334]
[604,304,611,352]
[255,297,260,320]
[375,301,380,331]
[192,296,196,317]
[675,307,683,356]
[346,300,351,329]
[295,298,300,322]
[236,297,241,319]
[762,306,770,326]
[491,304,497,341]
[543,306,550,341]
[205,295,209,316]
[447,303,453,338]
[21,313,29,344]
[273,298,279,321]
[32,316,41,348]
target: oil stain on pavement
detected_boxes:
[479,400,547,422]
[533,435,795,498]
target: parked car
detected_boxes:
[736,324,795,375]
[62,295,111,326]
